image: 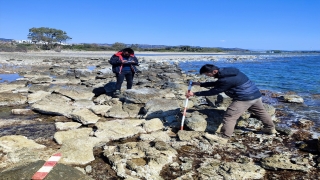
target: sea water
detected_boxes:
[178,54,320,135]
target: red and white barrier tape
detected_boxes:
[32,153,62,180]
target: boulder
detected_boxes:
[94,120,146,142]
[261,153,310,171]
[103,141,177,179]
[282,94,304,103]
[142,118,164,132]
[53,85,95,100]
[59,137,100,165]
[143,99,180,119]
[54,128,93,145]
[123,88,162,104]
[70,108,100,125]
[0,135,45,153]
[0,83,27,93]
[55,122,82,131]
[197,158,266,179]
[27,90,51,104]
[31,94,74,117]
[185,113,207,131]
[0,93,27,106]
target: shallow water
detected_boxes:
[0,73,22,83]
[0,105,57,139]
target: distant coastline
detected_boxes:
[0,50,319,65]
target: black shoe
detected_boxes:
[113,90,120,97]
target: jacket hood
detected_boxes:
[218,67,239,78]
[114,51,134,61]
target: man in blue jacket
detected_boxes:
[109,48,139,97]
[186,64,276,143]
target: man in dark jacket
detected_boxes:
[109,48,139,97]
[186,64,276,143]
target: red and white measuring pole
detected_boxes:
[32,153,62,180]
[180,80,193,130]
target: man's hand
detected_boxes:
[192,82,201,86]
[186,91,194,98]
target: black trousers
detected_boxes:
[115,71,134,90]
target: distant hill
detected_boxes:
[0,38,13,42]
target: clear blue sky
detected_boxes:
[1,0,319,50]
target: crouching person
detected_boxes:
[186,64,276,144]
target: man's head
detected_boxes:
[199,64,219,77]
[121,48,134,57]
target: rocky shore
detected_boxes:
[0,51,319,180]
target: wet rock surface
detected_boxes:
[0,51,319,179]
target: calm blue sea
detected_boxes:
[178,54,320,134]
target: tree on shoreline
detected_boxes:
[27,27,72,50]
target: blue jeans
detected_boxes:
[115,71,134,90]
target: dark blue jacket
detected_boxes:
[194,67,261,101]
[109,51,139,74]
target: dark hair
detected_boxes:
[121,48,134,54]
[199,64,219,74]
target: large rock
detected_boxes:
[70,108,100,125]
[0,135,54,170]
[177,130,204,141]
[29,75,52,84]
[98,67,113,74]
[90,105,112,115]
[0,135,45,153]
[197,158,266,179]
[0,93,27,106]
[123,88,162,103]
[261,153,310,171]
[59,137,100,165]
[105,101,129,119]
[143,99,180,119]
[185,113,207,131]
[122,103,142,118]
[103,141,177,179]
[139,131,171,142]
[54,128,93,145]
[142,118,164,132]
[55,122,82,131]
[28,84,51,93]
[51,77,81,85]
[94,120,146,142]
[53,85,95,100]
[0,83,27,93]
[282,94,304,103]
[27,90,51,104]
[72,99,95,109]
[0,160,93,180]
[31,93,74,117]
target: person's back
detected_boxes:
[194,67,261,101]
[216,67,261,101]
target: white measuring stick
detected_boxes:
[180,80,193,130]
